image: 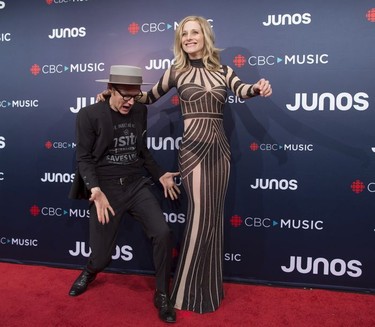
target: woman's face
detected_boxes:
[181,20,204,59]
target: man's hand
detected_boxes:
[252,78,272,97]
[89,187,115,224]
[159,172,181,200]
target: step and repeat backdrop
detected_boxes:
[0,0,374,293]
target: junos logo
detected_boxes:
[70,97,96,113]
[69,241,133,261]
[147,137,182,151]
[250,178,298,191]
[263,13,311,26]
[286,92,369,111]
[41,172,75,183]
[145,58,174,70]
[48,27,86,39]
[0,136,5,149]
[164,212,185,224]
[281,256,362,277]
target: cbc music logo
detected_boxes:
[0,99,39,109]
[232,53,328,67]
[0,172,4,181]
[286,92,369,112]
[30,204,90,218]
[128,19,213,35]
[262,12,311,27]
[1,237,39,247]
[366,8,375,22]
[350,179,375,194]
[0,33,11,42]
[69,241,133,261]
[128,21,173,35]
[0,1,5,10]
[224,253,242,262]
[41,172,75,183]
[250,142,313,152]
[45,0,89,5]
[29,62,105,76]
[281,256,362,278]
[230,215,323,231]
[44,140,76,150]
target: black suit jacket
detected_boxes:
[69,99,165,199]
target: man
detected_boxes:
[68,65,179,323]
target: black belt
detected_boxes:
[116,175,142,186]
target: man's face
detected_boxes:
[109,84,142,115]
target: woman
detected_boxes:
[99,15,272,314]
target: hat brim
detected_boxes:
[95,79,153,85]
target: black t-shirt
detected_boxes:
[96,109,145,179]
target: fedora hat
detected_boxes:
[96,65,152,85]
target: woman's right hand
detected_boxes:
[96,89,111,102]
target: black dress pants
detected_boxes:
[86,177,172,293]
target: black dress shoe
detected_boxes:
[154,290,176,323]
[69,270,97,297]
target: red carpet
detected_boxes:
[0,262,374,327]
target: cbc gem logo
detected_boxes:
[233,55,246,68]
[350,179,375,194]
[128,22,140,35]
[366,8,375,22]
[44,140,76,150]
[45,0,89,5]
[30,63,105,76]
[128,21,174,35]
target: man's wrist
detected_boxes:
[91,187,101,193]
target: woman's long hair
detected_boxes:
[173,16,222,72]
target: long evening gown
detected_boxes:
[145,59,255,313]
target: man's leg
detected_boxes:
[69,182,124,296]
[128,184,175,323]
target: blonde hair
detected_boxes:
[173,16,221,72]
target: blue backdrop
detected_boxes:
[0,0,374,294]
